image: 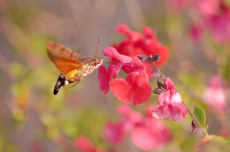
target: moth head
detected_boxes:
[94,57,103,67]
[53,73,69,95]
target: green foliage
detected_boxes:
[193,107,206,128]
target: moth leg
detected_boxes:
[69,81,80,88]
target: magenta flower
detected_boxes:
[104,105,171,151]
[189,24,203,41]
[203,76,227,112]
[152,78,188,122]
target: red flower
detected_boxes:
[98,24,169,105]
[98,63,122,94]
[111,71,152,105]
[114,24,169,67]
[152,78,188,122]
[104,105,171,150]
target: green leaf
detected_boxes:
[193,107,206,128]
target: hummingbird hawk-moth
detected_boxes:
[47,41,103,95]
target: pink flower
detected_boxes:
[194,0,220,18]
[73,136,96,152]
[104,121,126,144]
[203,76,227,112]
[104,105,171,151]
[98,47,153,105]
[114,24,169,67]
[206,11,230,43]
[152,78,188,122]
[172,0,230,43]
[98,25,169,105]
[73,136,107,152]
[131,117,171,150]
[98,63,122,94]
[111,71,152,105]
[189,24,203,41]
[104,105,142,144]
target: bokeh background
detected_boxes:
[0,0,230,151]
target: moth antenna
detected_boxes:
[94,37,101,57]
[69,81,80,88]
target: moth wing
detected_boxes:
[47,41,83,75]
[47,41,83,61]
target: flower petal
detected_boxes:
[152,105,170,120]
[116,24,142,41]
[126,72,152,105]
[98,65,110,94]
[104,121,125,144]
[73,136,95,151]
[111,78,132,104]
[117,105,143,124]
[108,62,122,79]
[103,47,132,63]
[168,103,188,122]
[131,127,156,150]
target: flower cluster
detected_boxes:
[203,76,227,112]
[172,0,230,43]
[98,24,169,105]
[98,24,188,122]
[104,105,171,151]
[152,78,188,122]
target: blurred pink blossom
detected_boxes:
[152,78,188,122]
[104,105,171,150]
[73,136,107,152]
[194,0,220,18]
[171,0,230,43]
[131,117,171,150]
[203,76,227,112]
[104,121,127,144]
[189,24,203,41]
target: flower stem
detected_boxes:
[184,103,209,137]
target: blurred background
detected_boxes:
[0,0,230,151]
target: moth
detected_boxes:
[47,41,103,95]
[137,54,160,63]
[138,54,162,79]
